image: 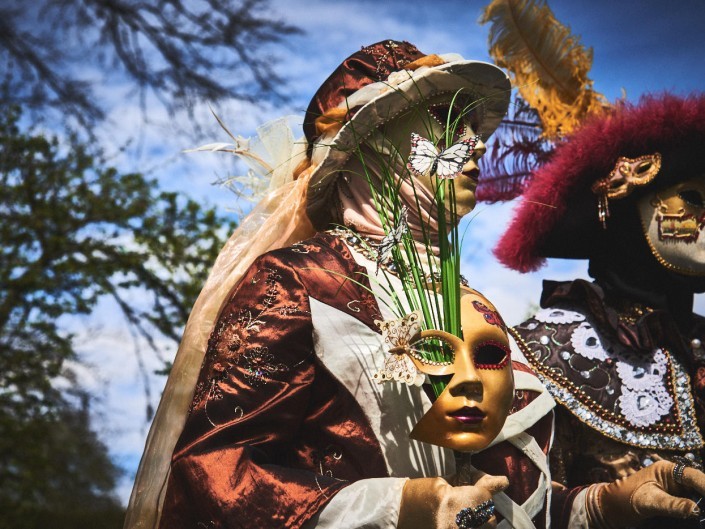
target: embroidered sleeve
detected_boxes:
[159,253,346,529]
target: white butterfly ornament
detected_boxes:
[406,132,479,179]
[375,206,409,274]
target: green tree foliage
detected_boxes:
[0,106,235,526]
[0,389,125,529]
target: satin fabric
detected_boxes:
[125,123,317,529]
[160,233,571,529]
[160,234,387,529]
[303,41,425,147]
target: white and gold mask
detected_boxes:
[639,176,705,276]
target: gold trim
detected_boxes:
[592,153,661,229]
[510,327,681,435]
[591,153,662,200]
[639,214,705,277]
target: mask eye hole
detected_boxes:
[409,336,455,365]
[474,341,509,370]
[678,189,705,207]
[609,178,626,189]
[635,161,654,175]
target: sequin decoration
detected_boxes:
[359,40,419,81]
[240,346,289,387]
[190,266,298,411]
[374,311,425,386]
[512,325,704,451]
[291,242,322,254]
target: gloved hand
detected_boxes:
[397,471,509,529]
[586,460,705,528]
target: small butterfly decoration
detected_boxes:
[406,132,480,179]
[373,310,425,386]
[375,205,409,274]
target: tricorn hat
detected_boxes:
[495,93,705,272]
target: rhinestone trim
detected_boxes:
[510,327,704,450]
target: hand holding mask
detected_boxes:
[398,472,509,529]
[395,290,514,529]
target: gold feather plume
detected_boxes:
[480,0,611,139]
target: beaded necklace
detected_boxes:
[328,226,469,287]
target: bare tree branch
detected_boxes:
[0,0,301,132]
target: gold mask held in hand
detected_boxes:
[406,290,515,452]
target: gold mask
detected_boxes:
[639,177,705,276]
[406,290,514,452]
[592,154,662,228]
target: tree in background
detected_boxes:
[0,106,235,526]
[0,0,298,521]
[0,0,299,132]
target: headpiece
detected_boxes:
[495,94,705,272]
[303,40,511,228]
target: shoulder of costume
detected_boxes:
[261,231,383,331]
[510,282,704,452]
[255,232,366,280]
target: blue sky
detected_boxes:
[74,0,705,503]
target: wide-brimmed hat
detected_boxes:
[495,93,705,273]
[303,40,511,228]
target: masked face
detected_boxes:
[638,176,705,276]
[407,290,514,452]
[380,96,487,218]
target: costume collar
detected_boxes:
[541,279,691,361]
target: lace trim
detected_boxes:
[618,385,674,428]
[511,327,704,450]
[534,307,586,325]
[570,322,608,361]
